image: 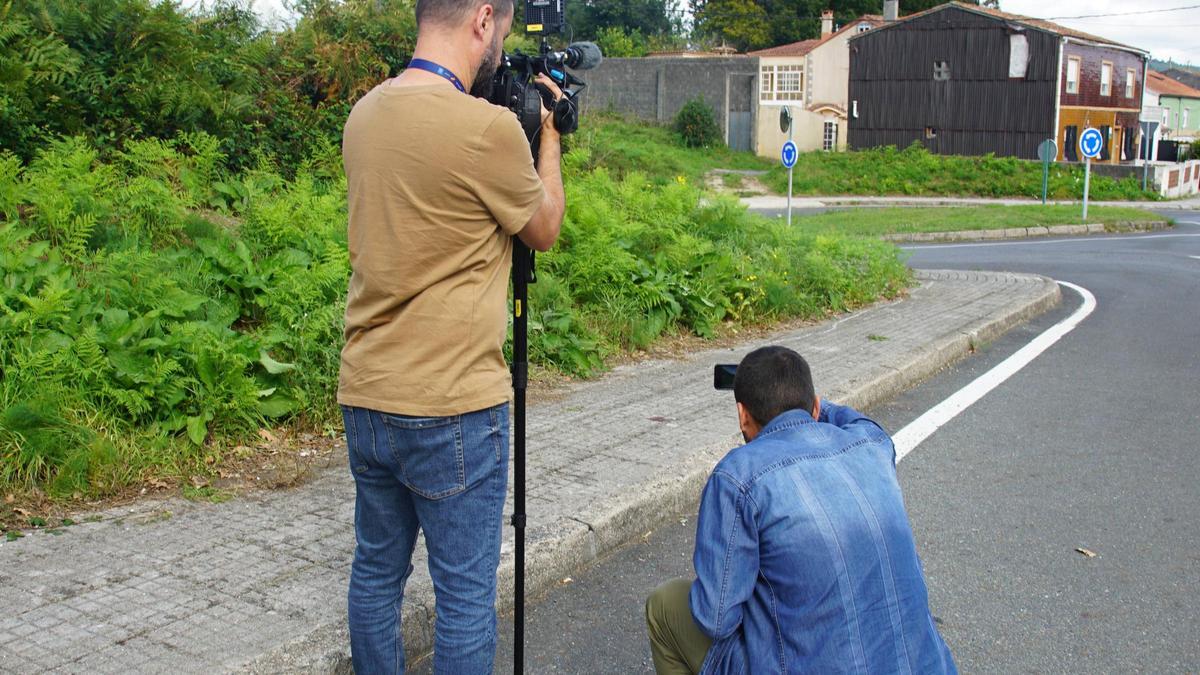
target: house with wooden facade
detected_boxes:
[847,2,1149,164]
[749,11,886,158]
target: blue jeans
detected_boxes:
[342,403,510,674]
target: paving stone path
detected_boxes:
[0,270,1059,674]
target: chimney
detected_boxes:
[884,0,899,21]
[821,10,834,38]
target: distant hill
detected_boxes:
[1150,59,1200,90]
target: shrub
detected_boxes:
[674,98,724,149]
[0,133,910,498]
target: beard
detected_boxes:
[469,34,503,100]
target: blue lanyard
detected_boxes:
[406,58,466,93]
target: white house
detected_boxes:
[750,10,886,157]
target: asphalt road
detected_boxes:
[416,212,1200,674]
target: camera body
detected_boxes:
[486,1,599,141]
[714,365,737,390]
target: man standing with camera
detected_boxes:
[646,346,956,674]
[337,1,565,672]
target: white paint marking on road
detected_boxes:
[1190,256,1200,260]
[902,233,1200,250]
[892,281,1096,463]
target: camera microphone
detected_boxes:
[549,42,603,71]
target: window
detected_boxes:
[759,64,803,102]
[1125,69,1136,99]
[1164,108,1172,127]
[1008,34,1029,78]
[1064,126,1079,162]
[1185,108,1191,129]
[1066,57,1080,94]
[933,61,950,81]
[1101,62,1112,97]
[823,121,838,151]
[856,23,872,33]
[759,65,774,101]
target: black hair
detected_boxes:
[416,0,514,28]
[733,346,816,427]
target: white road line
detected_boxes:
[1190,256,1200,260]
[893,281,1097,463]
[902,233,1200,250]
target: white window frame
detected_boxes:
[760,63,804,103]
[1125,69,1135,99]
[856,23,871,33]
[1100,61,1112,97]
[759,65,775,102]
[1066,57,1080,94]
[1163,108,1171,128]
[1185,108,1191,129]
[823,120,838,151]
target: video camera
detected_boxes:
[487,0,602,140]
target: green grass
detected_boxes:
[766,143,1158,201]
[787,205,1165,237]
[570,114,773,185]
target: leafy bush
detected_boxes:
[594,26,649,58]
[0,133,909,498]
[0,1,913,501]
[0,0,415,172]
[674,98,724,149]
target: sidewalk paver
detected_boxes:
[0,270,1060,674]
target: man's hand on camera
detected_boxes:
[517,73,566,252]
[534,73,564,136]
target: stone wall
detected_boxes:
[576,56,760,149]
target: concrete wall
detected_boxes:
[1151,159,1200,198]
[576,56,760,148]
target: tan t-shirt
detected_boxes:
[337,83,545,417]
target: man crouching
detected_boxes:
[645,346,957,674]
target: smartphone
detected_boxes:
[713,364,737,390]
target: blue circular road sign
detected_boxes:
[1079,127,1104,160]
[781,140,798,169]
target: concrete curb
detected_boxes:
[881,221,1171,243]
[741,194,1200,210]
[245,272,1062,674]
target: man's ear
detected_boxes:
[812,397,821,421]
[472,3,496,38]
[737,402,760,441]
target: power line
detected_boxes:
[1046,3,1200,20]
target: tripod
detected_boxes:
[510,235,534,674]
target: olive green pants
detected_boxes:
[645,578,713,675]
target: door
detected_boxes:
[726,74,754,152]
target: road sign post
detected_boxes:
[780,108,796,226]
[1078,127,1104,221]
[1037,139,1057,206]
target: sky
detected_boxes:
[229,0,1199,65]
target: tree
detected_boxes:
[693,0,771,51]
[693,0,990,51]
[566,0,674,42]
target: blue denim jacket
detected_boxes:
[689,402,957,674]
